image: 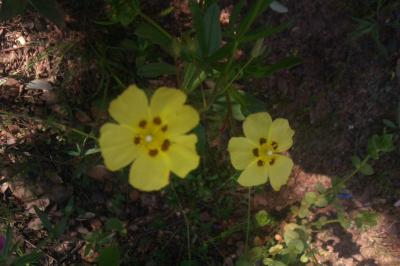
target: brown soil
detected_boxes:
[0,0,399,265]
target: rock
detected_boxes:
[26,79,53,90]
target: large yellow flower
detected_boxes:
[228,112,294,190]
[99,85,200,191]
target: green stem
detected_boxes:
[203,55,254,113]
[245,187,252,253]
[335,156,370,191]
[171,181,191,262]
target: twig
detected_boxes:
[0,45,30,53]
[24,239,58,263]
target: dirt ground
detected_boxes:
[0,0,400,265]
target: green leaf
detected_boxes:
[304,192,317,205]
[350,156,361,168]
[359,162,374,176]
[0,0,27,20]
[241,22,290,42]
[367,135,379,159]
[135,23,172,50]
[228,88,266,116]
[383,119,397,129]
[246,57,301,78]
[97,246,120,266]
[314,196,328,207]
[355,211,378,229]
[255,210,272,227]
[30,0,65,26]
[379,133,395,152]
[106,218,125,233]
[300,254,309,263]
[182,63,206,92]
[193,124,206,155]
[287,239,304,254]
[298,206,309,218]
[237,0,273,37]
[13,251,41,265]
[203,3,221,56]
[137,62,176,78]
[228,0,245,30]
[338,212,351,229]
[268,244,283,255]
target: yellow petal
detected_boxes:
[228,137,257,170]
[268,118,294,152]
[167,142,199,178]
[99,123,139,171]
[150,87,187,118]
[237,161,268,187]
[109,85,149,127]
[268,155,293,191]
[172,134,198,149]
[129,154,170,191]
[243,112,272,142]
[165,105,199,136]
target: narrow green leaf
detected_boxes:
[135,23,172,49]
[241,22,290,42]
[137,62,176,78]
[189,1,206,55]
[237,0,273,37]
[0,0,27,20]
[203,3,221,56]
[246,57,301,78]
[228,0,245,30]
[30,0,65,26]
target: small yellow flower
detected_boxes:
[228,112,294,190]
[99,85,200,191]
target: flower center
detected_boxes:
[253,138,279,167]
[134,117,171,156]
[145,134,153,143]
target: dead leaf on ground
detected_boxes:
[25,198,50,214]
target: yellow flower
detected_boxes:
[99,85,200,191]
[228,112,294,190]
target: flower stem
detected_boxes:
[171,181,191,262]
[245,187,252,253]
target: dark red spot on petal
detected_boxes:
[161,139,170,151]
[153,117,162,125]
[149,149,158,157]
[259,138,267,145]
[134,137,141,144]
[139,120,147,128]
[257,160,265,166]
[161,125,168,132]
[253,148,259,157]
